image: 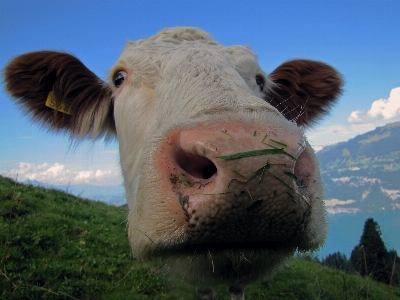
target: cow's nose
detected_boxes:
[174,145,217,180]
[174,124,307,191]
[156,122,314,243]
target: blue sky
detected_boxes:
[1,0,399,187]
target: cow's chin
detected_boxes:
[127,176,326,285]
[158,242,296,286]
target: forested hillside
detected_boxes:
[318,121,400,212]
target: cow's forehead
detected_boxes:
[149,27,216,43]
[117,27,258,72]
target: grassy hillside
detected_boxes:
[1,176,399,299]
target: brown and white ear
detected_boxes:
[4,51,115,140]
[265,59,343,127]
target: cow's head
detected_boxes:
[4,27,342,286]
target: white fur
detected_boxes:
[105,27,327,287]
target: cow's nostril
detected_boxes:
[175,148,217,180]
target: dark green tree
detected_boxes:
[322,252,353,272]
[386,250,400,287]
[350,218,396,285]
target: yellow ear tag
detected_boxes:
[45,91,72,115]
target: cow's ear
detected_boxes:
[265,59,343,127]
[4,51,115,140]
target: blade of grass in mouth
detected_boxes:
[217,148,296,160]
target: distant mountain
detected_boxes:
[24,180,126,205]
[317,121,400,213]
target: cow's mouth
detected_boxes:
[157,240,297,285]
[167,240,295,255]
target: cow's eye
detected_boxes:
[113,70,127,87]
[255,75,265,92]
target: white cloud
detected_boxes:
[307,122,379,151]
[324,199,361,214]
[308,87,400,151]
[325,207,361,214]
[2,162,121,186]
[347,110,363,124]
[324,199,356,207]
[348,87,400,124]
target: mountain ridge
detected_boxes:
[317,121,400,213]
[23,179,126,205]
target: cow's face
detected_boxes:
[4,27,342,286]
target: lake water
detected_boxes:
[317,210,400,259]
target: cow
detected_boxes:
[4,27,342,299]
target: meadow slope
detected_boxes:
[1,176,399,299]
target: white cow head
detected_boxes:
[4,27,342,286]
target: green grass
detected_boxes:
[1,176,399,299]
